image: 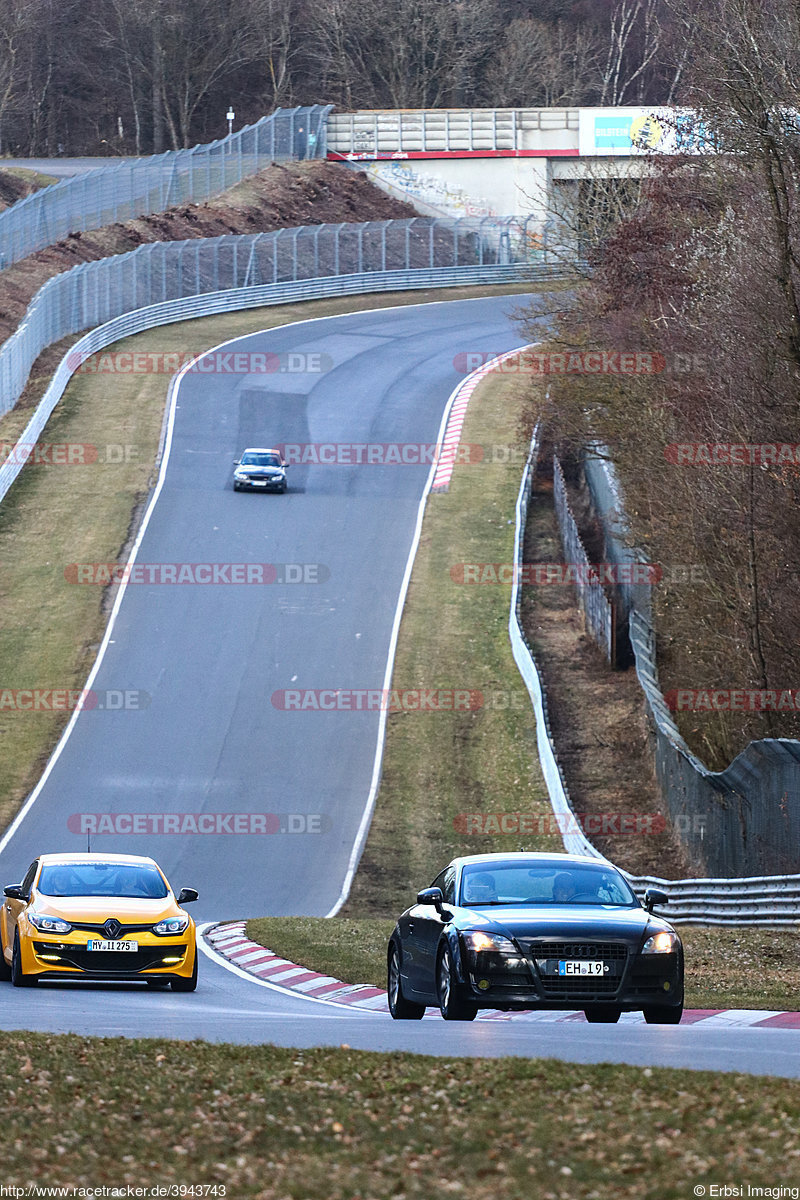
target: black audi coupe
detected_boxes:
[387,852,684,1024]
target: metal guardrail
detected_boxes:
[582,450,800,880]
[510,425,800,923]
[3,231,796,921]
[0,105,332,270]
[552,455,615,663]
[0,252,569,506]
[0,215,554,423]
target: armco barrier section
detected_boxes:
[583,451,800,879]
[0,215,537,421]
[509,429,800,921]
[630,610,800,879]
[5,239,797,917]
[552,455,614,663]
[0,242,567,504]
[0,106,332,270]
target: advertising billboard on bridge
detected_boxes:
[579,107,715,156]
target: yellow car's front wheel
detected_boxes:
[12,933,37,988]
[170,949,198,992]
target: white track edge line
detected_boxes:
[324,344,530,917]
[0,293,535,861]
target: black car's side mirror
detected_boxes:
[177,888,199,904]
[643,887,669,913]
[417,886,448,917]
[3,884,27,901]
[233,459,240,466]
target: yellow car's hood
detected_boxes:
[32,894,182,923]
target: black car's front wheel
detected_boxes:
[643,1004,683,1024]
[584,1005,622,1023]
[387,945,425,1020]
[436,944,477,1022]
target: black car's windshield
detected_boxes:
[38,862,169,899]
[459,862,636,907]
[241,452,281,468]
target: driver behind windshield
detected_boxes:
[552,872,577,903]
[462,872,498,904]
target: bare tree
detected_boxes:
[600,0,664,105]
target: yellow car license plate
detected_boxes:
[87,939,138,952]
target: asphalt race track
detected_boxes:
[1,293,796,1076]
[0,295,540,918]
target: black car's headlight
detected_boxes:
[641,931,680,955]
[28,912,72,934]
[153,916,189,936]
[462,931,516,954]
[462,931,527,981]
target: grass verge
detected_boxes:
[0,282,554,835]
[245,917,800,1010]
[4,1031,799,1196]
[340,364,561,919]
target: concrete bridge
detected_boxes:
[326,107,703,231]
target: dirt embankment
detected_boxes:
[0,170,43,211]
[0,161,417,349]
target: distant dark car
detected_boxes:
[232,448,287,493]
[387,852,683,1024]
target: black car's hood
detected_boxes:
[240,465,283,475]
[458,903,670,944]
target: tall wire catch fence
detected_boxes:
[0,106,333,270]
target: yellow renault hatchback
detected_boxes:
[0,853,199,990]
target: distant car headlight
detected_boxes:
[153,916,189,936]
[28,912,72,934]
[641,931,680,954]
[462,931,516,953]
[234,469,248,479]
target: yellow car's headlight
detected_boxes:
[28,912,72,934]
[153,916,189,936]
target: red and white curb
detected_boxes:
[431,348,528,492]
[204,922,800,1027]
[205,922,390,1011]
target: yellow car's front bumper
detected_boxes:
[20,926,196,981]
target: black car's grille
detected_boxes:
[521,941,629,998]
[523,942,629,961]
[34,943,183,973]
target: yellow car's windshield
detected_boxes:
[38,862,169,899]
